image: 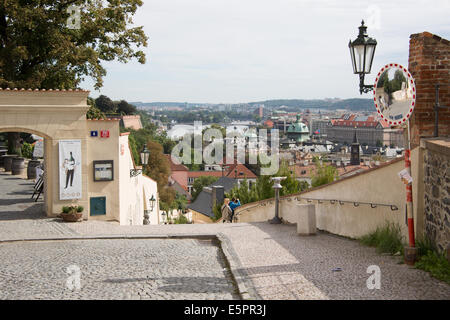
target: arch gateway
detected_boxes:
[0,88,159,225]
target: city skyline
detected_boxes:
[81,0,450,104]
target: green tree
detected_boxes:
[95,95,116,113]
[276,161,305,196]
[191,176,219,201]
[311,161,338,188]
[117,100,137,115]
[86,96,105,119]
[0,0,147,90]
[21,142,34,159]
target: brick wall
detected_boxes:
[408,32,450,146]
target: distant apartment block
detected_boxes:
[321,114,404,147]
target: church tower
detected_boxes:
[350,128,360,165]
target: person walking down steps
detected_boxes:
[221,198,232,223]
[229,198,241,223]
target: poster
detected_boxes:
[59,140,82,200]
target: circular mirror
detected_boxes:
[374,63,416,126]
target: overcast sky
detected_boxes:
[81,0,450,104]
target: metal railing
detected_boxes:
[290,196,399,211]
[235,195,400,214]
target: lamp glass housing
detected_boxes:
[140,146,150,166]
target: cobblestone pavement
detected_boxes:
[0,171,78,240]
[0,238,239,300]
[63,221,450,300]
[1,171,450,300]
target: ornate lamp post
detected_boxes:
[269,177,286,224]
[349,20,377,94]
[149,194,156,211]
[130,145,150,177]
[144,194,156,225]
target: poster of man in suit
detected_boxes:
[59,140,82,200]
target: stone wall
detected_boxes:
[422,138,450,253]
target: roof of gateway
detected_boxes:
[0,88,89,93]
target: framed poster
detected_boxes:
[59,140,82,200]
[93,160,114,181]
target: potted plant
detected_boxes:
[60,204,84,222]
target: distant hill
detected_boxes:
[130,98,374,111]
[248,98,374,111]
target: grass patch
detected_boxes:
[414,237,450,285]
[415,251,450,284]
[360,222,404,255]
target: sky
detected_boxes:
[81,0,450,104]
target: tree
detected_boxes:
[117,100,137,115]
[0,0,147,90]
[144,141,170,187]
[311,161,338,188]
[86,96,105,119]
[191,176,219,201]
[95,95,116,113]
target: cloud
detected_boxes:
[82,0,450,103]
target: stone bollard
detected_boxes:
[296,204,316,235]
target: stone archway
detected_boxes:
[0,89,90,217]
[0,127,52,215]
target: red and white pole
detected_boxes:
[405,149,415,247]
[405,120,415,247]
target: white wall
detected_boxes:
[118,135,159,226]
[236,155,416,240]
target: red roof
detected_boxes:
[224,163,257,179]
[187,164,257,179]
[187,171,223,178]
[332,114,389,128]
[264,119,274,128]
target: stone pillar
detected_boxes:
[408,32,450,146]
[296,204,316,236]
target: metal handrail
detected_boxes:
[292,196,399,211]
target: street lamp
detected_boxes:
[144,194,156,225]
[149,194,156,211]
[140,146,150,166]
[130,146,150,177]
[349,20,377,94]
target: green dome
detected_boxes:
[287,115,309,134]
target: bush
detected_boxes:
[174,214,189,224]
[360,222,404,255]
[62,206,70,213]
[21,142,34,159]
[415,251,450,284]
